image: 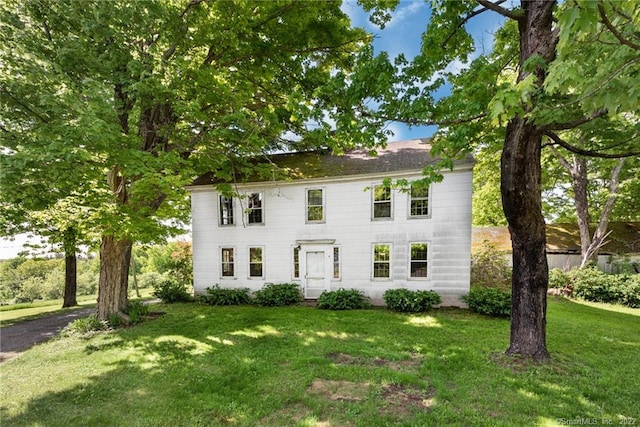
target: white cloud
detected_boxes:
[386,1,427,29]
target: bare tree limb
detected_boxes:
[598,1,640,51]
[441,0,508,48]
[476,0,523,20]
[544,131,640,158]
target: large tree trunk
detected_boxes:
[62,227,78,308]
[501,0,556,361]
[97,235,132,321]
[502,119,549,361]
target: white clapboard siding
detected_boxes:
[190,164,472,307]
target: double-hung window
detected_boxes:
[373,244,391,279]
[373,185,392,219]
[306,188,324,222]
[247,193,263,224]
[219,195,234,225]
[410,184,429,217]
[221,247,235,277]
[410,243,428,278]
[249,246,264,278]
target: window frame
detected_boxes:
[409,242,429,279]
[220,247,236,278]
[219,195,235,226]
[246,192,264,225]
[372,184,393,220]
[409,183,430,218]
[248,246,265,279]
[292,246,300,280]
[333,246,341,280]
[306,187,325,223]
[372,243,392,280]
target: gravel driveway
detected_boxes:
[0,307,96,363]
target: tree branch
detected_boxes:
[441,1,508,48]
[598,1,640,51]
[475,0,522,20]
[544,131,640,158]
[539,109,608,131]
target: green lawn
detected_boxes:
[1,298,638,426]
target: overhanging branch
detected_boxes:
[476,0,522,20]
[544,131,640,158]
[598,2,640,51]
[539,109,608,131]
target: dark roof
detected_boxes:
[190,138,475,186]
[472,222,640,255]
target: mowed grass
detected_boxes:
[1,298,638,426]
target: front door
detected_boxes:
[305,251,327,298]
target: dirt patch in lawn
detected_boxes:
[326,352,422,371]
[306,379,435,420]
[380,383,436,417]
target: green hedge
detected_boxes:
[383,288,441,313]
[462,287,511,318]
[317,288,371,310]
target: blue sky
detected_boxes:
[341,0,506,141]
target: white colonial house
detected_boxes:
[187,139,474,306]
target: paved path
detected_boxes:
[0,306,96,363]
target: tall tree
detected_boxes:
[1,0,370,320]
[347,0,639,360]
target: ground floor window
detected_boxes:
[373,244,391,279]
[293,246,300,279]
[249,246,264,278]
[333,246,341,279]
[410,242,428,278]
[221,247,235,277]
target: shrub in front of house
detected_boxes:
[200,285,251,306]
[252,283,302,307]
[383,288,441,313]
[317,288,371,310]
[152,277,193,303]
[462,287,511,318]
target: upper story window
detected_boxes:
[249,246,264,278]
[410,243,428,278]
[306,188,324,222]
[219,195,234,225]
[373,244,391,279]
[373,185,392,219]
[221,247,235,277]
[410,184,429,217]
[247,193,263,224]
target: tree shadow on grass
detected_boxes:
[2,302,638,426]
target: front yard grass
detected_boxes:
[1,298,638,426]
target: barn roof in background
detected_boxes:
[473,222,640,255]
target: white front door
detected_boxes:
[305,251,327,298]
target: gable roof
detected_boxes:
[190,138,475,186]
[472,222,640,255]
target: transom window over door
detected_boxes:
[219,196,234,225]
[410,184,429,217]
[373,244,391,278]
[410,243,428,278]
[247,193,263,224]
[373,185,392,219]
[306,188,324,222]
